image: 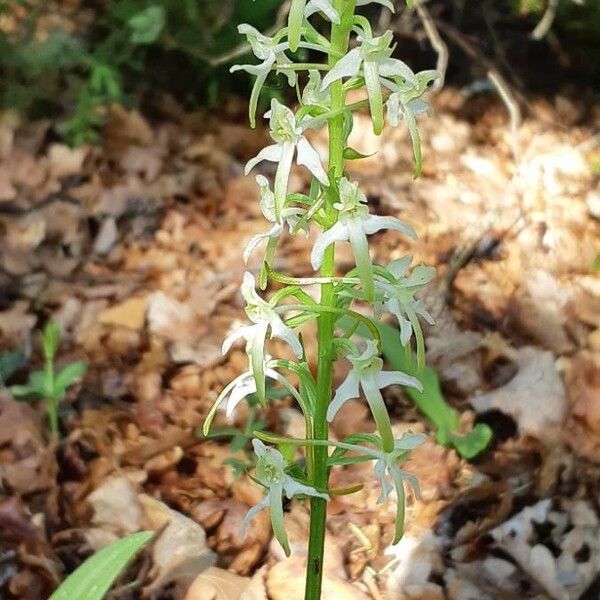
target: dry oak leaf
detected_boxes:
[184,567,250,600]
[98,296,148,330]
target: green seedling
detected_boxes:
[10,321,86,436]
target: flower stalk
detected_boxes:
[205,2,439,598]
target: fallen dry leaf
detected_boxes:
[184,567,250,600]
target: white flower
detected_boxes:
[321,30,415,134]
[375,256,435,360]
[231,25,296,128]
[223,273,303,404]
[245,100,328,222]
[386,70,438,176]
[371,433,424,543]
[327,340,422,447]
[310,177,415,301]
[244,175,306,265]
[202,357,304,435]
[243,439,329,555]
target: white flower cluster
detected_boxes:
[204,0,439,557]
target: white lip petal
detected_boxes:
[296,137,329,185]
[327,372,360,422]
[321,47,362,90]
[362,215,417,239]
[310,221,349,270]
[375,370,423,392]
[245,144,284,175]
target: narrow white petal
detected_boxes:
[327,373,360,422]
[356,0,395,10]
[243,224,283,264]
[245,144,284,175]
[379,58,416,82]
[270,315,303,358]
[375,370,423,392]
[305,0,340,23]
[321,47,362,90]
[283,475,329,500]
[310,222,349,270]
[362,215,417,239]
[241,496,270,537]
[394,433,427,450]
[398,315,413,346]
[225,375,257,417]
[274,142,295,220]
[222,325,255,355]
[374,458,393,502]
[296,136,328,185]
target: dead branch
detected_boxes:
[413,0,448,90]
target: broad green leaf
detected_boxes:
[49,531,153,600]
[54,361,87,396]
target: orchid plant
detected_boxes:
[204,2,438,598]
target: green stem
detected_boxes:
[45,356,58,436]
[305,2,354,599]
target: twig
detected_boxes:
[434,20,522,161]
[413,0,448,90]
[531,0,560,41]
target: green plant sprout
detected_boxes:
[11,321,86,437]
[204,2,443,598]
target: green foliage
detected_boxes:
[49,531,153,600]
[10,321,86,436]
[0,0,281,144]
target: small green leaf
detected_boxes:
[593,254,600,274]
[49,531,153,600]
[343,147,375,161]
[42,321,60,362]
[54,361,87,396]
[10,383,38,399]
[128,6,166,45]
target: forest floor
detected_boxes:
[0,87,599,600]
